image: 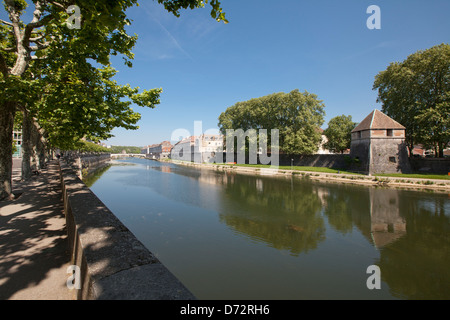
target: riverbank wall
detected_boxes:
[195,152,350,169]
[409,158,450,175]
[58,161,196,300]
[167,160,450,193]
[64,154,111,178]
[202,153,449,175]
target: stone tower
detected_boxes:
[350,109,411,174]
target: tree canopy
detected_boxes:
[0,0,227,200]
[373,43,450,157]
[109,145,141,154]
[324,115,357,154]
[218,90,326,155]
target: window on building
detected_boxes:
[389,157,396,163]
[387,129,393,137]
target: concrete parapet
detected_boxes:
[64,154,111,178]
[58,161,196,300]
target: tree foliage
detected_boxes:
[77,140,110,153]
[156,0,228,23]
[0,0,227,199]
[373,43,450,157]
[218,90,326,155]
[324,115,357,154]
[109,145,141,154]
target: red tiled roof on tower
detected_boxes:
[352,109,405,133]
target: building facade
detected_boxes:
[316,128,332,155]
[143,141,173,160]
[195,134,224,163]
[172,135,224,163]
[171,137,195,161]
[350,109,411,174]
[13,130,23,158]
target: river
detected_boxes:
[84,158,450,300]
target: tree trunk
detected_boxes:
[38,141,46,169]
[407,144,414,158]
[21,108,33,180]
[33,120,47,170]
[0,102,16,200]
[438,142,444,158]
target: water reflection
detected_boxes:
[216,173,325,256]
[87,159,450,299]
[369,188,406,249]
[377,191,450,300]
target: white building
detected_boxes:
[317,133,332,155]
[172,135,224,163]
[171,137,195,161]
[195,134,224,162]
[316,128,333,155]
[13,130,23,158]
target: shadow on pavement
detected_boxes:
[0,161,74,300]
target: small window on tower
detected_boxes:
[389,157,396,163]
[387,129,393,137]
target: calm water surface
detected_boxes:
[85,158,450,300]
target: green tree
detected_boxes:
[11,139,16,155]
[323,115,357,154]
[373,43,450,157]
[77,141,110,153]
[0,0,227,200]
[218,90,326,155]
[109,146,142,154]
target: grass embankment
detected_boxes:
[231,164,357,175]
[226,164,450,180]
[375,173,450,181]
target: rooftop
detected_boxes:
[352,109,405,133]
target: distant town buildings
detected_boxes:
[141,135,224,163]
[137,109,447,170]
[171,134,224,163]
[141,141,174,160]
[171,136,194,161]
[195,134,224,162]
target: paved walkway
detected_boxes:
[0,160,75,300]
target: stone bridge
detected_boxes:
[111,154,147,159]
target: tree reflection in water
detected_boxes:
[87,159,450,300]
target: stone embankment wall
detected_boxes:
[279,154,349,169]
[58,161,196,300]
[172,160,450,192]
[209,152,350,169]
[409,158,450,174]
[64,153,111,178]
[183,151,449,175]
[80,154,112,171]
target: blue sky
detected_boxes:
[105,0,450,147]
[4,1,450,147]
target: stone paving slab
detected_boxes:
[0,160,74,300]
